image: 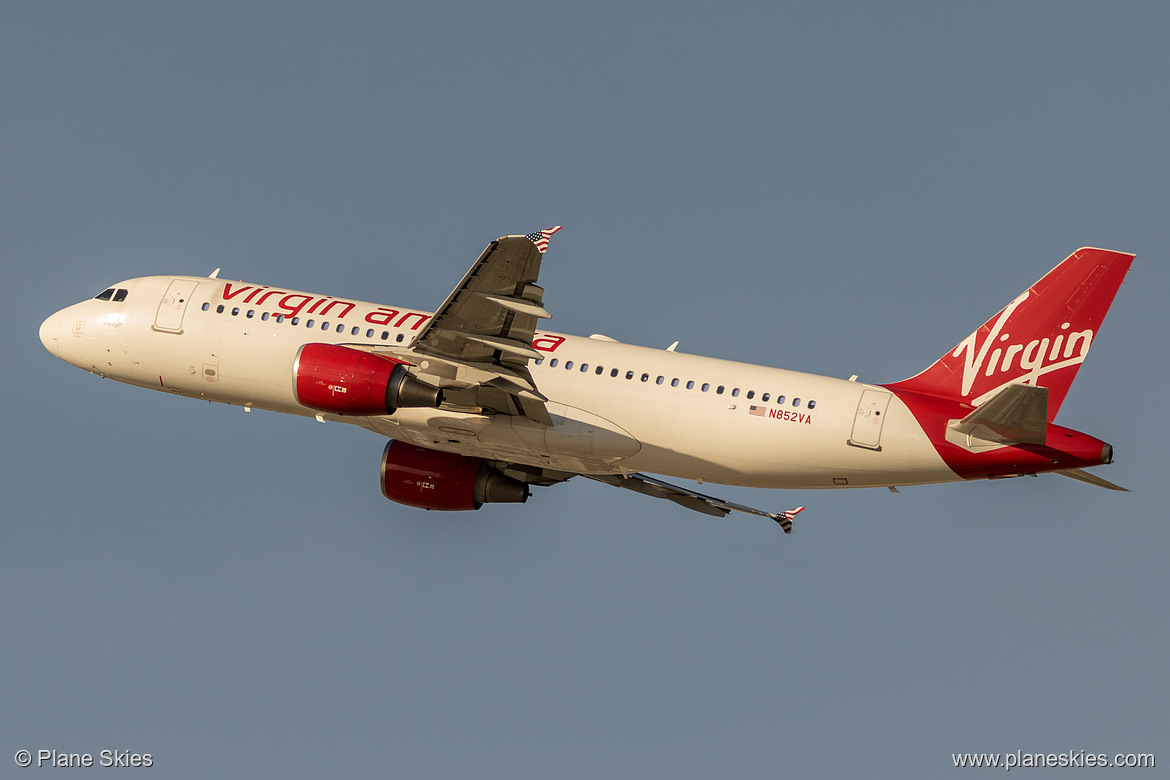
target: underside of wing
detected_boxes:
[585,472,805,533]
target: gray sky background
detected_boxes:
[3,2,1167,777]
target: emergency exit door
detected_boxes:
[849,389,891,450]
[153,279,200,333]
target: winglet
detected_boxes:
[525,226,562,254]
[775,506,805,534]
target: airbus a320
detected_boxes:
[39,229,1132,533]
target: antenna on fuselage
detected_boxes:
[208,268,221,278]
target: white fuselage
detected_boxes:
[40,275,958,490]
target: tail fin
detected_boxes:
[887,247,1133,419]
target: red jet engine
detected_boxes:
[380,440,530,511]
[294,343,443,416]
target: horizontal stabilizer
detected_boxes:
[1054,468,1128,491]
[949,383,1048,445]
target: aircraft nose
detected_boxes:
[39,311,62,356]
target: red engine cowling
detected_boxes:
[294,343,443,416]
[380,440,529,511]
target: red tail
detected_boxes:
[887,247,1133,419]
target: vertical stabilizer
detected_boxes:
[886,248,1133,419]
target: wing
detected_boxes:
[585,472,805,533]
[395,227,562,424]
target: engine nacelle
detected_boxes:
[294,343,443,416]
[380,440,530,511]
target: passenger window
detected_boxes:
[746,390,754,399]
[565,361,574,370]
[808,400,817,409]
[306,319,314,327]
[321,322,330,330]
[396,334,404,342]
[550,359,559,367]
[94,288,114,301]
[641,373,649,382]
[701,383,710,392]
[761,393,770,402]
[246,310,254,318]
[716,385,725,394]
[610,368,618,377]
[686,380,694,390]
[670,378,679,387]
[366,329,374,338]
[793,398,801,407]
[202,302,210,311]
[580,363,589,372]
[381,331,389,340]
[261,312,269,320]
[776,395,785,404]
[731,388,740,397]
[535,359,543,365]
[656,376,664,385]
[290,317,298,325]
[231,307,240,316]
[336,324,345,333]
[276,314,285,323]
[626,371,634,380]
[596,366,604,375]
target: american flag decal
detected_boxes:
[748,405,766,417]
[525,225,562,253]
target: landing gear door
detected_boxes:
[849,389,891,451]
[153,279,201,334]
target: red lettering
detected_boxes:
[533,334,565,352]
[396,312,429,330]
[221,283,253,300]
[318,299,356,319]
[308,297,331,314]
[244,286,268,303]
[764,408,814,425]
[365,307,400,326]
[276,294,314,319]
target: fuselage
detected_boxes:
[41,266,1120,500]
[39,274,968,489]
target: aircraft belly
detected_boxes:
[378,403,641,473]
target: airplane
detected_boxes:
[38,229,1132,533]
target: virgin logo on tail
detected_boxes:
[954,292,1094,400]
[885,247,1133,420]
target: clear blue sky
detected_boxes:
[3,2,1166,777]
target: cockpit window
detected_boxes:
[94,288,115,301]
[112,288,128,302]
